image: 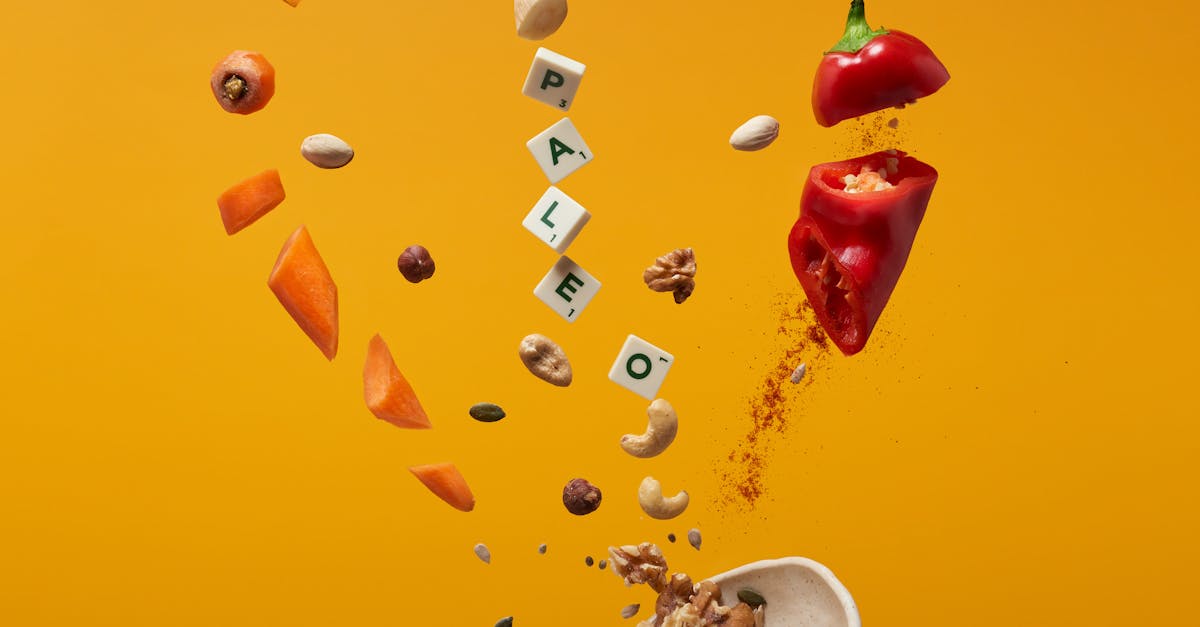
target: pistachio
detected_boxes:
[737,588,767,608]
[469,402,506,423]
[729,115,780,151]
[515,0,568,40]
[300,133,355,169]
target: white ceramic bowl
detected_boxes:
[708,557,861,627]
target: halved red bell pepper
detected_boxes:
[812,0,950,127]
[787,150,937,355]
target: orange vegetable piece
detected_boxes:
[268,226,338,360]
[363,334,432,429]
[409,463,475,512]
[210,50,276,115]
[217,169,285,235]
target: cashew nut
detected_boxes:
[638,476,689,520]
[620,398,678,458]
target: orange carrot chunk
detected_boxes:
[409,463,475,512]
[210,50,275,114]
[268,226,338,360]
[364,334,432,429]
[217,169,285,235]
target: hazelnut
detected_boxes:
[397,245,435,283]
[562,477,602,515]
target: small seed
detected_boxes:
[469,402,506,423]
[474,543,492,564]
[300,133,355,169]
[397,245,436,283]
[495,617,513,627]
[519,334,572,386]
[598,559,607,570]
[887,117,900,129]
[223,75,246,101]
[538,543,547,554]
[790,363,807,384]
[667,533,676,543]
[620,604,641,619]
[737,588,767,608]
[687,528,702,550]
[585,555,594,567]
[729,115,780,151]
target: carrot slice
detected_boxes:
[363,334,432,429]
[210,50,276,115]
[410,463,475,512]
[217,169,285,235]
[268,226,338,360]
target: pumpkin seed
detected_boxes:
[469,402,507,423]
[688,528,702,550]
[737,588,767,607]
[620,603,641,619]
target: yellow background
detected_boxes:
[2,0,1197,624]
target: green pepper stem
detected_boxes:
[827,0,889,54]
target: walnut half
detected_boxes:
[608,543,669,592]
[643,248,697,304]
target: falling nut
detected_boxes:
[687,528,702,550]
[620,399,678,458]
[729,115,780,151]
[300,133,355,169]
[638,476,689,520]
[519,334,572,387]
[620,603,641,619]
[515,0,568,40]
[397,245,435,283]
[562,477,602,515]
[643,248,697,304]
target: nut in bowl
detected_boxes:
[707,557,860,627]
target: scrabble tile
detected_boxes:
[608,335,675,400]
[527,118,593,184]
[522,48,586,111]
[522,186,591,254]
[533,256,601,323]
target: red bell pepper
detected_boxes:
[812,0,950,127]
[787,150,937,355]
